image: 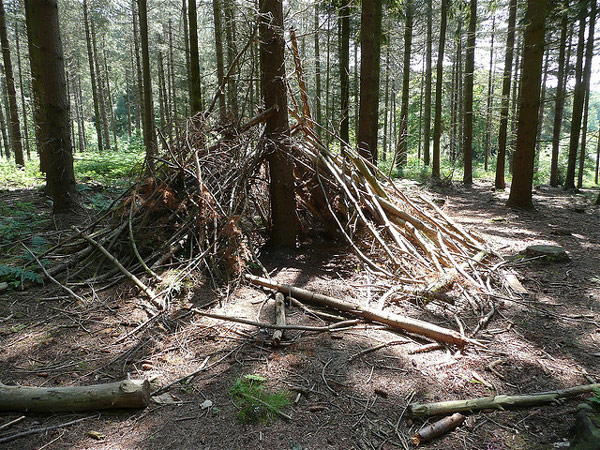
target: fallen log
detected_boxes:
[408,383,600,417]
[412,412,465,446]
[0,379,150,412]
[245,274,473,347]
[271,293,286,347]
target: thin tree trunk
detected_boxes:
[125,68,132,138]
[168,19,177,142]
[182,0,190,116]
[382,43,389,162]
[484,15,495,172]
[507,0,547,209]
[76,65,86,151]
[432,0,447,178]
[354,38,359,140]
[259,0,296,247]
[423,0,432,166]
[157,52,166,134]
[188,0,202,115]
[577,88,590,188]
[550,2,570,187]
[417,50,425,163]
[103,46,118,150]
[357,0,383,163]
[224,0,238,120]
[339,0,350,146]
[508,30,522,176]
[450,45,457,161]
[457,20,463,162]
[535,48,549,174]
[463,0,477,185]
[212,0,226,120]
[397,0,413,169]
[25,0,78,212]
[91,20,110,150]
[137,0,156,168]
[0,87,8,158]
[14,24,29,160]
[565,1,594,189]
[595,125,600,184]
[314,3,321,138]
[83,0,102,151]
[0,0,24,165]
[325,12,331,148]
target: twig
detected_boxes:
[0,415,25,432]
[0,415,94,444]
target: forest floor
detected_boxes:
[1,179,599,450]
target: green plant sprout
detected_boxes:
[230,374,291,423]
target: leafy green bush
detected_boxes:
[230,374,291,424]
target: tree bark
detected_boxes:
[565,1,594,189]
[495,0,517,189]
[484,15,495,172]
[314,4,322,138]
[577,88,590,188]
[0,379,150,412]
[423,0,432,166]
[463,0,477,185]
[223,0,237,120]
[188,0,202,115]
[339,0,350,146]
[259,0,296,247]
[91,20,110,150]
[83,0,102,152]
[212,0,226,120]
[507,0,547,209]
[550,5,571,187]
[25,0,78,213]
[535,48,549,174]
[357,0,383,163]
[397,0,413,169]
[431,0,447,178]
[137,0,157,169]
[0,2,24,166]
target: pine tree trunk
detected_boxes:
[397,0,413,169]
[382,43,389,162]
[535,49,549,174]
[224,0,237,120]
[417,46,425,162]
[14,24,29,160]
[125,68,132,137]
[463,0,477,185]
[0,89,8,159]
[91,20,110,150]
[484,16,495,172]
[188,0,202,115]
[168,19,177,143]
[450,45,457,161]
[577,88,590,188]
[259,0,296,247]
[182,0,190,116]
[456,20,463,162]
[550,3,570,187]
[357,0,383,163]
[314,4,321,138]
[76,67,87,151]
[137,0,156,168]
[565,2,593,189]
[212,0,226,120]
[354,38,359,140]
[83,0,102,152]
[507,0,547,209]
[431,0,447,178]
[339,1,350,146]
[508,31,522,176]
[103,46,118,151]
[423,0,432,166]
[24,0,78,212]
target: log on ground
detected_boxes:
[0,379,151,412]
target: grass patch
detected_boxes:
[230,374,291,423]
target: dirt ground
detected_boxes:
[1,180,599,450]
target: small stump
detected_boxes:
[525,245,569,262]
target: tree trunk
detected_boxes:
[91,20,110,150]
[577,88,590,188]
[550,2,570,187]
[314,4,321,138]
[484,15,495,172]
[423,0,432,166]
[0,88,8,159]
[382,43,389,161]
[565,2,594,189]
[103,46,118,151]
[431,0,447,178]
[25,0,78,213]
[463,0,477,185]
[224,0,237,120]
[417,51,425,162]
[83,0,102,152]
[188,0,202,116]
[397,0,413,169]
[495,0,517,189]
[14,25,30,160]
[137,0,157,169]
[339,1,350,146]
[259,0,296,247]
[357,0,383,163]
[132,0,143,133]
[0,379,150,412]
[0,1,24,166]
[168,19,177,142]
[212,0,226,120]
[507,0,547,209]
[535,48,549,174]
[182,0,190,116]
[509,31,522,175]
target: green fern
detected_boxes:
[230,374,291,424]
[0,263,43,287]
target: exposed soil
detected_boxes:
[1,180,599,450]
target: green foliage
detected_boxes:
[0,158,44,189]
[73,146,144,186]
[0,202,50,244]
[590,387,600,410]
[230,374,291,424]
[0,263,43,287]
